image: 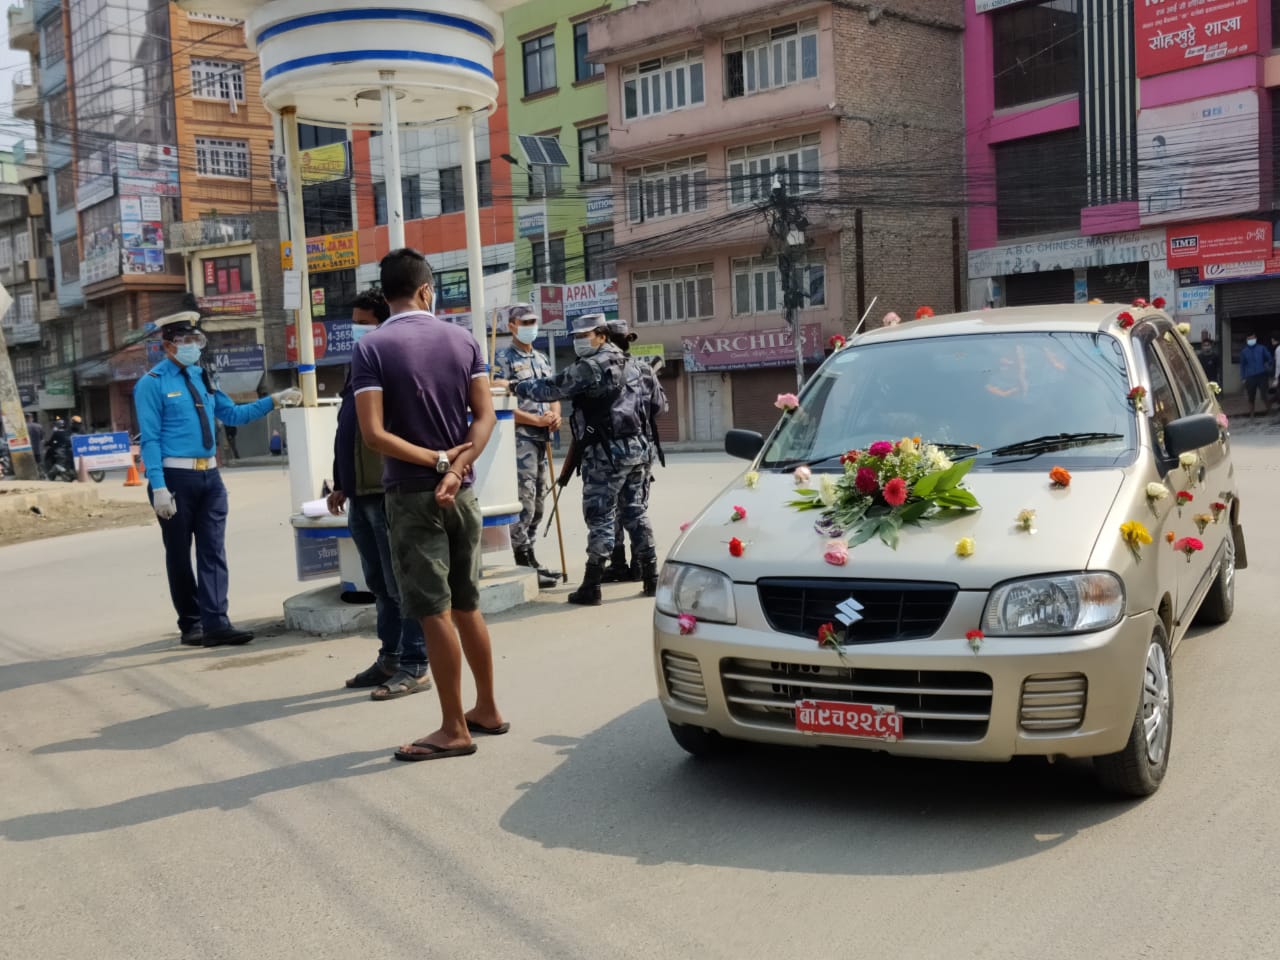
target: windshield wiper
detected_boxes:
[978,432,1124,460]
[768,452,847,470]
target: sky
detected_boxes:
[0,19,36,152]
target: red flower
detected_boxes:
[817,622,840,649]
[1211,500,1227,518]
[1132,297,1148,308]
[1173,536,1204,562]
[828,334,846,350]
[854,466,880,495]
[730,505,747,522]
[1176,491,1193,504]
[883,476,908,507]
[728,537,745,558]
[1152,296,1167,309]
[965,629,983,642]
[1117,311,1135,329]
[915,306,935,320]
[840,449,862,465]
[868,441,894,458]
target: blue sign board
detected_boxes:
[70,432,134,470]
[146,341,265,374]
[295,529,341,581]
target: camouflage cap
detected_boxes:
[570,313,608,335]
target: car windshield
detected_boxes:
[761,331,1136,470]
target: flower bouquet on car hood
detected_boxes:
[788,438,980,549]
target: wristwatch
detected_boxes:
[436,452,450,475]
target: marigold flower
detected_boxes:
[823,540,849,566]
[883,477,908,507]
[868,441,894,458]
[774,392,799,411]
[1166,531,1176,544]
[1049,466,1071,488]
[855,466,880,495]
[793,465,812,485]
[677,613,697,635]
[728,537,745,557]
[955,537,976,558]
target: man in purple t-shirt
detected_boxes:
[352,248,507,762]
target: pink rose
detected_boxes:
[854,467,879,495]
[679,520,691,532]
[823,540,849,566]
[868,441,894,458]
[882,312,902,327]
[774,393,799,411]
[677,614,697,635]
[793,465,812,485]
[883,477,908,507]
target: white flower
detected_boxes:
[818,475,838,507]
[1177,323,1191,336]
[1146,482,1168,500]
[925,446,953,472]
[1208,381,1222,395]
[1179,452,1198,469]
[793,465,812,485]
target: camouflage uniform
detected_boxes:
[609,355,667,579]
[493,342,553,553]
[514,341,657,603]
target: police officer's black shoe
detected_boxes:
[641,557,660,598]
[568,561,604,606]
[602,545,631,582]
[180,626,205,646]
[515,547,560,588]
[203,627,254,647]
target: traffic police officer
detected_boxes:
[134,311,301,646]
[512,313,658,605]
[491,304,560,588]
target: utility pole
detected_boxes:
[765,170,811,392]
[0,285,39,480]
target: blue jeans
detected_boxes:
[347,493,427,675]
[150,468,233,634]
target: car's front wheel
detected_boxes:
[668,721,733,758]
[1094,623,1173,797]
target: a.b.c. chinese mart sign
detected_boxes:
[279,232,359,273]
[1136,0,1257,78]
[1165,219,1272,269]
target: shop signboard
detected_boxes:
[298,142,350,184]
[968,230,1167,280]
[302,232,358,273]
[683,323,823,372]
[518,205,544,239]
[586,189,614,226]
[631,342,665,372]
[1136,0,1256,78]
[533,285,565,332]
[563,278,619,320]
[198,292,258,316]
[1165,219,1272,269]
[285,320,354,363]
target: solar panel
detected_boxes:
[518,134,569,168]
[518,135,547,165]
[540,137,568,167]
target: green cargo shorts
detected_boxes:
[385,485,483,619]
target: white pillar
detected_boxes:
[457,107,487,365]
[380,75,406,250]
[282,106,317,407]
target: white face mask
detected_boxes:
[350,324,376,344]
[514,323,539,345]
[574,337,598,358]
[1247,338,1257,346]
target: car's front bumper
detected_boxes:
[654,587,1155,762]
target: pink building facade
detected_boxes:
[965,0,1280,393]
[590,0,964,441]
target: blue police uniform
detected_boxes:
[134,358,276,637]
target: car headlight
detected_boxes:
[982,572,1125,636]
[655,562,737,624]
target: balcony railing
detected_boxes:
[168,215,255,252]
[12,68,38,120]
[7,2,37,54]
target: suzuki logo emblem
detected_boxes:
[835,597,865,627]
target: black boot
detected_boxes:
[568,560,604,606]
[602,544,630,582]
[514,547,558,589]
[641,555,660,598]
[629,552,642,584]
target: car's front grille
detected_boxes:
[661,650,708,709]
[757,578,958,643]
[1019,673,1087,733]
[721,658,992,741]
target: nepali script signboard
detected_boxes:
[1136,0,1257,78]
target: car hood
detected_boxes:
[669,467,1128,589]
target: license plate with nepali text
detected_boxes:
[794,699,904,741]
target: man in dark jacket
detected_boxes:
[327,289,429,700]
[1239,331,1274,419]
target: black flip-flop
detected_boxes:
[466,719,511,736]
[393,741,478,762]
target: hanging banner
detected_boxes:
[518,205,545,239]
[298,142,350,184]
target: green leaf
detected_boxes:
[897,499,932,525]
[912,471,943,499]
[793,488,818,497]
[848,520,879,547]
[931,458,975,494]
[935,489,980,509]
[787,499,824,512]
[878,518,900,550]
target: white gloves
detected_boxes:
[153,488,177,521]
[273,388,303,408]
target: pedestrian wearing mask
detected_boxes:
[513,313,658,605]
[1239,331,1274,419]
[601,318,666,586]
[134,311,301,646]
[490,305,560,588]
[1196,331,1221,384]
[328,288,430,699]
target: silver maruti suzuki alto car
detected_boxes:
[654,304,1246,797]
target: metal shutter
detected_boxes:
[1218,279,1280,318]
[1003,269,1076,306]
[1087,262,1149,303]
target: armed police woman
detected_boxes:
[134,310,301,646]
[512,313,659,605]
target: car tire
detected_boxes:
[1094,623,1173,798]
[668,721,732,758]
[1194,538,1235,626]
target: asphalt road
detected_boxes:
[1,447,1277,959]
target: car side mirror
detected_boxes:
[725,428,764,461]
[1165,413,1221,458]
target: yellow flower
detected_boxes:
[955,537,976,558]
[1120,520,1153,548]
[744,471,760,489]
[897,437,917,455]
[1177,323,1191,336]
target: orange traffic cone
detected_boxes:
[124,457,143,487]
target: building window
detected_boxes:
[298,124,345,150]
[724,19,819,99]
[625,156,708,224]
[13,231,31,264]
[435,269,471,313]
[1275,0,1280,48]
[41,16,63,67]
[995,129,1086,239]
[440,161,493,214]
[528,163,563,199]
[205,254,253,294]
[191,59,245,103]
[13,353,35,382]
[992,0,1080,110]
[58,238,78,283]
[732,252,825,315]
[728,132,820,206]
[309,270,357,319]
[303,181,353,237]
[633,263,714,323]
[583,229,614,281]
[48,89,70,132]
[195,137,250,179]
[55,166,74,211]
[523,33,557,96]
[373,177,423,224]
[531,238,567,285]
[578,123,609,182]
[16,293,35,325]
[0,237,10,270]
[574,22,604,82]
[622,50,705,120]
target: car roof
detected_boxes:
[851,303,1172,344]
